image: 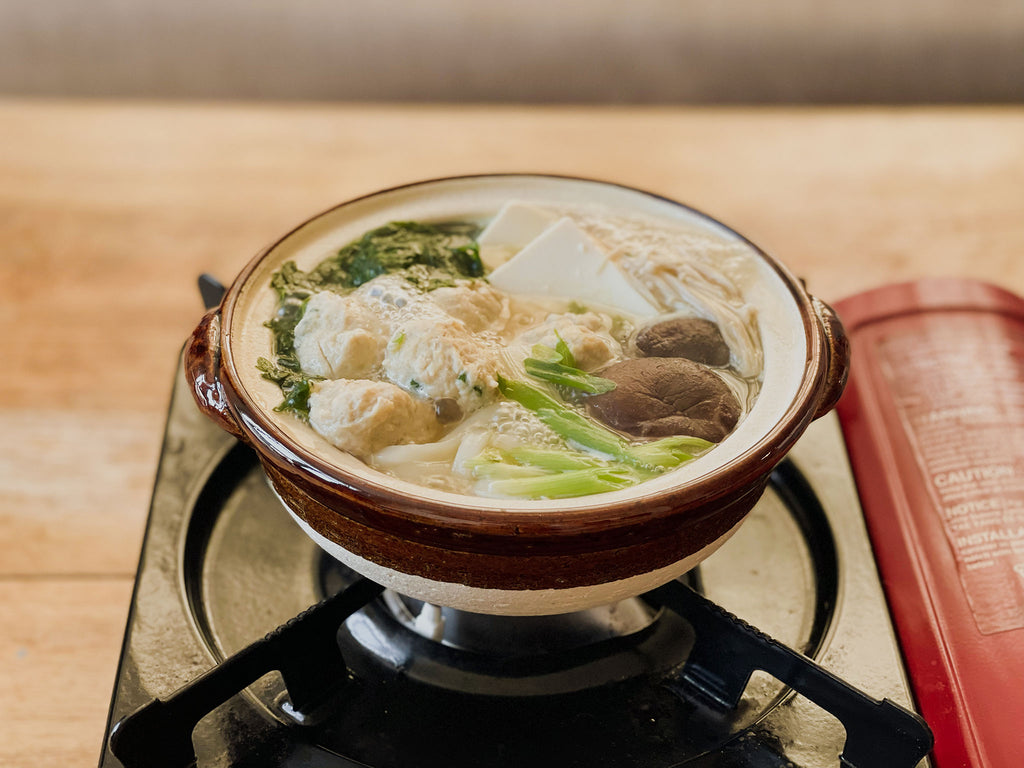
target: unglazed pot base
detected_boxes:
[282,496,744,615]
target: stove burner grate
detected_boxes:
[109,560,930,768]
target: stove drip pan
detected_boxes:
[99,362,932,768]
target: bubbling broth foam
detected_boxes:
[257,202,763,499]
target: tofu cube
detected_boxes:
[477,201,559,270]
[488,218,660,317]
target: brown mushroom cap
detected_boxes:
[635,317,731,367]
[586,357,740,442]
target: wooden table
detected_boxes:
[2,100,1023,766]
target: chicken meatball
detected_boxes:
[383,316,503,414]
[430,280,509,333]
[293,291,388,379]
[308,379,439,457]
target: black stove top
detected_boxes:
[97,353,932,768]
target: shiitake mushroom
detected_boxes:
[434,397,463,424]
[634,316,730,367]
[586,357,740,443]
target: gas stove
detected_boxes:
[97,279,934,768]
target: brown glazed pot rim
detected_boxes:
[212,174,835,545]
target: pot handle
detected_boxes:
[184,309,246,440]
[810,295,851,420]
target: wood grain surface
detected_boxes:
[2,100,1023,766]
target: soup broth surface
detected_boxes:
[258,202,763,499]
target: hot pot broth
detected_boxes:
[258,202,763,499]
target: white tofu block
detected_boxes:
[488,218,660,317]
[477,201,558,247]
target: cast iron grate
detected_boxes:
[108,574,931,768]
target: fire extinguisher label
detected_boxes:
[877,321,1024,635]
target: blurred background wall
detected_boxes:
[1,0,1022,103]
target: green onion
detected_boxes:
[553,330,576,368]
[524,339,616,393]
[529,344,563,364]
[523,358,617,394]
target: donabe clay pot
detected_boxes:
[185,175,849,615]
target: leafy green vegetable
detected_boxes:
[628,435,715,467]
[270,262,316,301]
[497,376,624,456]
[528,344,563,364]
[466,447,633,495]
[496,376,711,472]
[462,383,714,498]
[553,330,576,368]
[465,446,643,499]
[272,221,483,297]
[485,467,636,499]
[501,447,606,471]
[261,219,482,413]
[264,297,308,372]
[464,452,551,480]
[523,338,615,395]
[256,358,322,419]
[523,358,617,394]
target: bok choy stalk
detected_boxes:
[465,447,640,499]
[496,375,712,473]
[486,468,636,499]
